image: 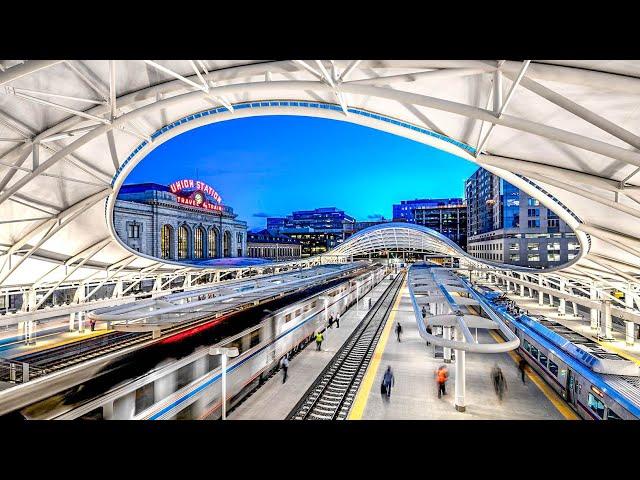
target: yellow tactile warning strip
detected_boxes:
[488,330,579,420]
[7,329,109,358]
[348,276,406,420]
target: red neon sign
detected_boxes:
[168,179,223,204]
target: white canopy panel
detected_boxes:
[0,60,639,294]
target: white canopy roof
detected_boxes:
[0,60,639,293]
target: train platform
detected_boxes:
[0,319,108,359]
[348,282,573,420]
[229,275,396,420]
[504,292,640,366]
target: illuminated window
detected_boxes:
[527,253,540,262]
[160,224,173,259]
[178,225,189,259]
[194,227,204,259]
[208,229,217,258]
[128,223,140,238]
[223,231,231,257]
[527,242,539,251]
[588,393,605,419]
[548,253,560,262]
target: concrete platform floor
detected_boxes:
[229,275,396,420]
[353,284,569,420]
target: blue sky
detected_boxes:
[125,116,478,230]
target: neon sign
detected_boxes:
[168,179,224,212]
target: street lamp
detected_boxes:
[209,346,239,420]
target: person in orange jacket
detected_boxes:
[436,365,449,398]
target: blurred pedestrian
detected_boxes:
[396,322,403,342]
[280,355,289,384]
[492,364,507,401]
[381,366,395,400]
[436,365,449,398]
[518,358,527,384]
[421,306,427,318]
[315,331,324,351]
[328,316,334,329]
[335,313,340,329]
[426,325,433,346]
[90,318,96,332]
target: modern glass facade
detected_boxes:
[465,168,576,268]
[267,207,355,256]
[392,198,467,249]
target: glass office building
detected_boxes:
[266,207,355,256]
[393,198,467,249]
[465,168,577,268]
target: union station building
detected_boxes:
[113,180,247,261]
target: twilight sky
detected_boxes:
[124,116,478,230]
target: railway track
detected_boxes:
[288,271,405,420]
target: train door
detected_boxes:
[567,370,578,407]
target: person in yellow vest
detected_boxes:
[315,331,324,351]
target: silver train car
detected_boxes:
[47,265,388,420]
[484,290,640,420]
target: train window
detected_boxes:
[285,313,292,323]
[311,301,317,309]
[175,402,197,420]
[538,353,548,368]
[588,393,605,419]
[523,339,531,352]
[78,407,104,420]
[135,382,155,415]
[208,354,221,371]
[530,345,539,360]
[548,361,558,377]
[606,408,622,420]
[295,309,301,318]
[249,330,260,348]
[176,364,196,391]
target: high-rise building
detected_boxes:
[392,198,467,248]
[267,207,355,256]
[465,168,578,268]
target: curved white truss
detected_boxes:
[1,60,640,318]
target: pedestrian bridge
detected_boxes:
[1,60,639,325]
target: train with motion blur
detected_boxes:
[480,287,640,420]
[21,264,388,420]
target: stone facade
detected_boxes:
[114,183,247,261]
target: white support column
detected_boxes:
[443,326,452,363]
[454,325,466,412]
[625,321,635,346]
[69,312,75,332]
[549,293,554,307]
[600,300,613,340]
[78,311,85,333]
[558,278,566,316]
[520,283,525,297]
[590,284,599,331]
[538,276,544,306]
[572,302,579,317]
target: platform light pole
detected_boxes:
[209,346,239,420]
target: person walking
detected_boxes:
[518,358,527,384]
[396,322,403,342]
[436,365,449,398]
[421,306,427,319]
[425,324,432,346]
[381,366,395,401]
[491,364,507,401]
[280,355,289,384]
[328,316,334,329]
[315,331,324,351]
[90,318,96,332]
[335,313,340,329]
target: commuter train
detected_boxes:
[482,288,640,420]
[25,264,388,420]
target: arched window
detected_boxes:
[194,227,204,259]
[223,231,232,257]
[160,224,173,259]
[178,225,189,259]
[208,229,217,258]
